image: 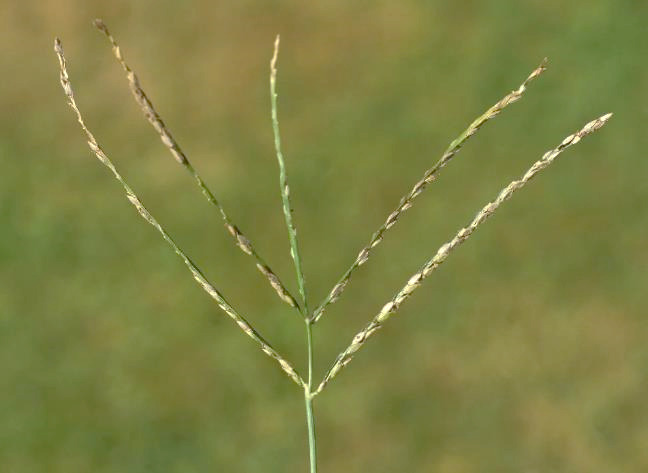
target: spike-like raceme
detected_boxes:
[92,19,299,311]
[54,37,304,388]
[314,111,612,395]
[270,35,310,316]
[311,59,548,323]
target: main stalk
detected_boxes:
[304,318,318,473]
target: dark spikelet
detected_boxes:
[257,263,299,308]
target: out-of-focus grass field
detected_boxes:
[1,1,646,471]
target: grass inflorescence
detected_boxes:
[55,20,611,472]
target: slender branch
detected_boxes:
[270,35,310,316]
[311,59,548,323]
[55,38,304,388]
[92,19,300,311]
[314,112,612,395]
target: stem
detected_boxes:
[304,319,318,473]
[270,35,309,314]
[270,34,317,470]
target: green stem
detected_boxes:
[270,35,309,314]
[304,319,317,473]
[270,34,317,470]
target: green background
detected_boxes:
[1,1,646,471]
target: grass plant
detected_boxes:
[55,20,611,472]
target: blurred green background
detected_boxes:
[1,1,646,472]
